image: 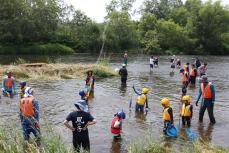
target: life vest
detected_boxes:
[19,86,27,99]
[136,94,147,105]
[201,83,212,99]
[110,117,122,134]
[163,107,171,121]
[4,77,13,87]
[20,96,34,117]
[190,68,196,77]
[180,104,191,117]
[182,71,189,82]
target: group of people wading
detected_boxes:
[1,53,216,152]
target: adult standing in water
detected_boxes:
[119,64,128,85]
[64,101,96,152]
[195,57,201,69]
[189,64,197,85]
[150,55,154,71]
[19,87,41,146]
[2,71,16,98]
[85,70,95,97]
[196,75,216,124]
[123,51,128,66]
[154,56,159,67]
[198,63,207,77]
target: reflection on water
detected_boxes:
[198,123,214,142]
[0,55,229,152]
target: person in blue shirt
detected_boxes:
[2,71,16,98]
[196,75,216,124]
[19,87,41,146]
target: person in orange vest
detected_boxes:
[181,95,193,127]
[110,111,126,140]
[2,71,16,98]
[183,63,190,73]
[196,75,216,124]
[19,87,41,146]
[180,68,189,88]
[85,70,95,97]
[160,98,174,134]
[189,64,197,85]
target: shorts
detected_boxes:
[150,64,154,69]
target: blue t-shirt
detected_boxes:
[66,111,94,136]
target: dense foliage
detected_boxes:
[0,0,228,55]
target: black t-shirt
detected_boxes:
[66,111,94,136]
[119,67,128,78]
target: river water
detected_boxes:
[0,54,229,152]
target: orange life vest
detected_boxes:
[201,83,212,99]
[182,71,189,82]
[4,77,13,87]
[190,68,196,77]
[110,117,122,134]
[20,96,34,117]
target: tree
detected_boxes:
[105,11,139,51]
[196,1,229,54]
[157,19,194,52]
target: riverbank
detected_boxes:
[1,127,229,153]
[128,137,229,153]
[0,63,117,80]
[0,44,75,55]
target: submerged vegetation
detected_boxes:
[0,63,117,80]
[0,0,228,55]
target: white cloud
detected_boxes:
[65,0,229,22]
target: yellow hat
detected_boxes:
[141,88,149,94]
[160,98,170,107]
[182,95,190,103]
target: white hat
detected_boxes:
[24,87,33,97]
[74,100,87,111]
[122,64,126,67]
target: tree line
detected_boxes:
[0,0,228,55]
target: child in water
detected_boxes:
[160,98,174,135]
[180,95,193,127]
[110,111,126,139]
[18,81,26,99]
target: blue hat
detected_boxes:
[79,90,86,96]
[74,100,87,111]
[117,111,126,119]
[19,81,26,86]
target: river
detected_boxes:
[0,54,229,153]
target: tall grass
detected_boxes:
[128,136,229,153]
[0,63,117,80]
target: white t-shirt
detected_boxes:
[150,58,154,64]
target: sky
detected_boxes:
[65,0,229,22]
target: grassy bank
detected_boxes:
[0,127,76,153]
[128,137,229,153]
[0,63,117,80]
[1,127,229,153]
[0,43,75,55]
